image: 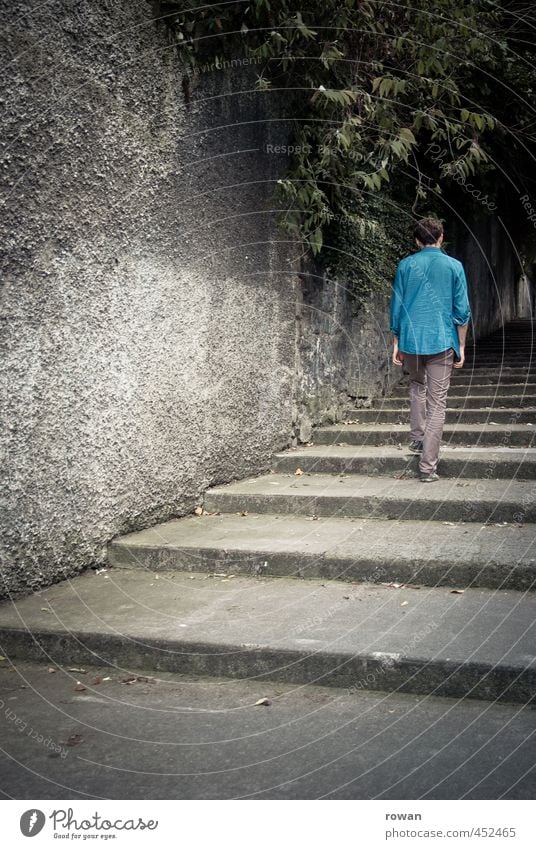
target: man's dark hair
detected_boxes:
[414,218,444,245]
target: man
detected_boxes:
[389,217,471,482]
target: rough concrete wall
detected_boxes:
[450,215,531,340]
[0,0,298,596]
[294,265,397,440]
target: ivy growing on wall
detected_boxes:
[155,0,536,301]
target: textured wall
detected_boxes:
[294,266,397,441]
[0,0,297,596]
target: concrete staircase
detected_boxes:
[2,320,536,706]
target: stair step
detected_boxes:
[314,422,536,447]
[467,363,536,367]
[467,344,535,348]
[448,374,536,385]
[468,362,536,367]
[380,395,536,408]
[204,471,536,523]
[389,386,536,399]
[2,570,533,704]
[109,512,536,591]
[341,408,536,424]
[456,369,536,376]
[272,444,536,479]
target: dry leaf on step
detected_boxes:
[294,468,304,476]
[65,734,83,747]
[254,697,271,706]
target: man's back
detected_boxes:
[390,245,470,358]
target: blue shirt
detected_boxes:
[389,246,471,358]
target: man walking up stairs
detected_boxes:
[390,217,471,482]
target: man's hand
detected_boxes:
[392,339,404,367]
[453,346,465,369]
[454,324,468,369]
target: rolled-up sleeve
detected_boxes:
[452,265,471,325]
[389,262,404,336]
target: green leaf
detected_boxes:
[310,226,323,254]
[399,127,417,144]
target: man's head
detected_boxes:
[414,217,444,247]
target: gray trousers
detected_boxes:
[402,347,454,474]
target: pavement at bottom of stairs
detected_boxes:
[0,660,534,800]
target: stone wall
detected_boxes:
[0,0,298,596]
[294,267,396,441]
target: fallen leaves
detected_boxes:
[381,582,421,590]
[74,682,87,692]
[121,675,154,685]
[254,697,271,706]
[294,468,304,476]
[450,589,465,594]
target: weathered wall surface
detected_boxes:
[294,267,396,441]
[0,0,298,596]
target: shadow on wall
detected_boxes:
[450,215,531,341]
